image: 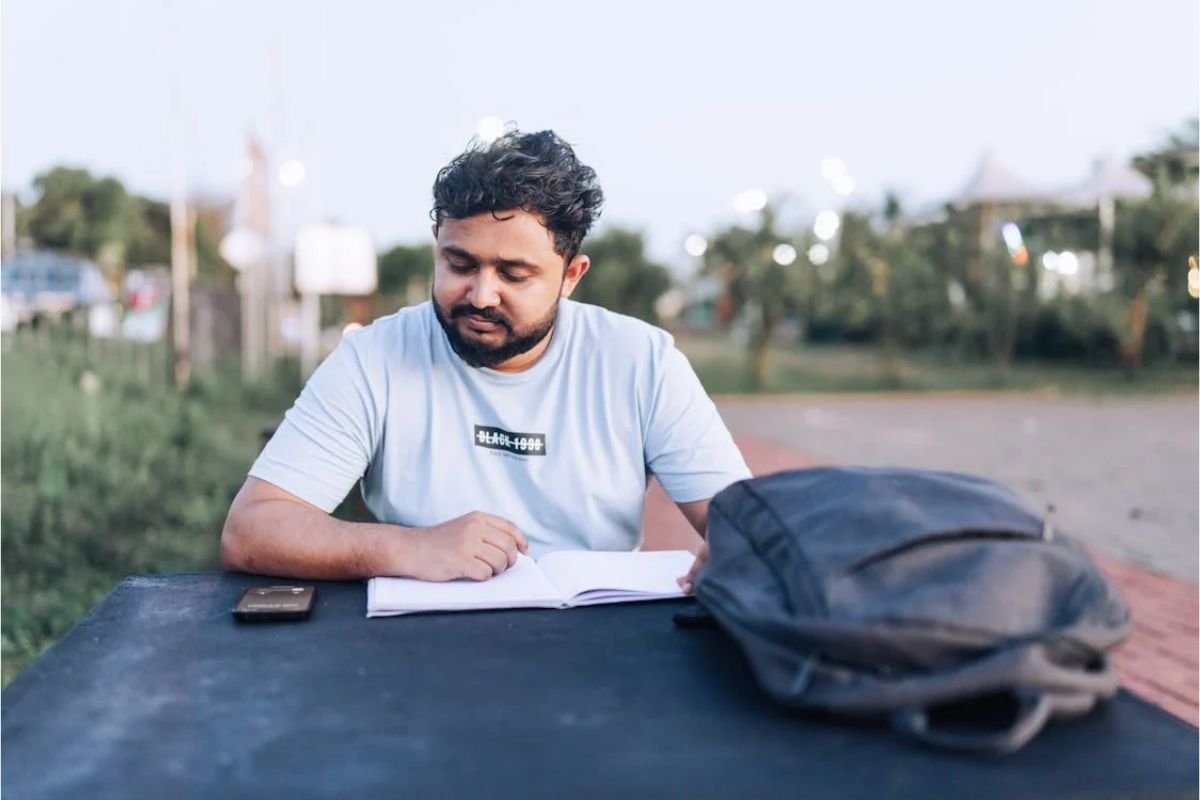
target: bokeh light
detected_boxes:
[1001,222,1024,254]
[772,243,798,266]
[821,156,855,195]
[807,243,830,265]
[813,210,840,241]
[1057,251,1079,275]
[733,189,768,214]
[278,159,307,188]
[820,156,847,182]
[476,116,505,143]
[684,234,708,257]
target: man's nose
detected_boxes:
[467,270,502,308]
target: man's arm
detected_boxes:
[221,477,528,581]
[676,498,710,539]
[675,498,710,594]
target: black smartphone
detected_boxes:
[233,585,316,622]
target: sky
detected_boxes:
[2,0,1197,271]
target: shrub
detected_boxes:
[1,331,298,685]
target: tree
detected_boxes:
[192,200,237,287]
[571,228,670,323]
[1103,122,1200,372]
[924,204,1040,376]
[1111,181,1198,372]
[24,168,130,263]
[18,166,176,282]
[377,243,434,298]
[702,207,802,387]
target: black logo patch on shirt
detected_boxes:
[474,425,547,457]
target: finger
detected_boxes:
[476,541,510,575]
[483,532,519,567]
[676,572,695,594]
[684,543,710,583]
[676,561,698,591]
[468,556,496,581]
[475,512,529,554]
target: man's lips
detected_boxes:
[462,314,503,332]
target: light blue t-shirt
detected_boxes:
[250,299,750,557]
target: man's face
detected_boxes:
[432,210,588,371]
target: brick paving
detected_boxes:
[642,432,1199,727]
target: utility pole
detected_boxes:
[1097,194,1115,282]
[1,192,16,259]
[169,197,193,388]
[168,0,192,389]
[222,137,271,384]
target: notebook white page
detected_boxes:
[367,554,563,617]
[537,550,694,606]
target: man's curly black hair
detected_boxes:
[431,130,604,263]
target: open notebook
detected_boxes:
[367,549,694,617]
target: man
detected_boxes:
[221,130,749,592]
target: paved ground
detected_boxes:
[640,395,1199,726]
[716,394,1199,582]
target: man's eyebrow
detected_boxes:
[441,245,541,272]
[440,245,478,261]
[495,257,540,272]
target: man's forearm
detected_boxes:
[221,498,414,580]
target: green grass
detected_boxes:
[1,328,301,686]
[678,334,1199,397]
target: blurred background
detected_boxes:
[1,0,1197,685]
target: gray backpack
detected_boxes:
[693,467,1131,755]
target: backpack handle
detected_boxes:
[891,691,1052,756]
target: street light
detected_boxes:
[772,243,797,266]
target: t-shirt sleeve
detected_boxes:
[643,344,752,503]
[248,332,383,512]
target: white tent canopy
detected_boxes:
[953,151,1153,209]
[954,151,1045,205]
[1054,153,1153,207]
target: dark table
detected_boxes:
[3,573,1197,799]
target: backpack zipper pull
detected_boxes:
[1041,504,1056,542]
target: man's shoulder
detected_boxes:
[365,301,432,334]
[344,302,431,348]
[334,302,432,374]
[565,300,673,355]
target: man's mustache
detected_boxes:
[450,305,513,332]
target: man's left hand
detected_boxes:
[677,541,709,595]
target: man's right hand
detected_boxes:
[399,511,530,582]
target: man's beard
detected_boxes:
[433,295,559,369]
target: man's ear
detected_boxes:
[431,223,439,240]
[560,255,590,298]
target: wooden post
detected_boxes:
[170,199,193,388]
